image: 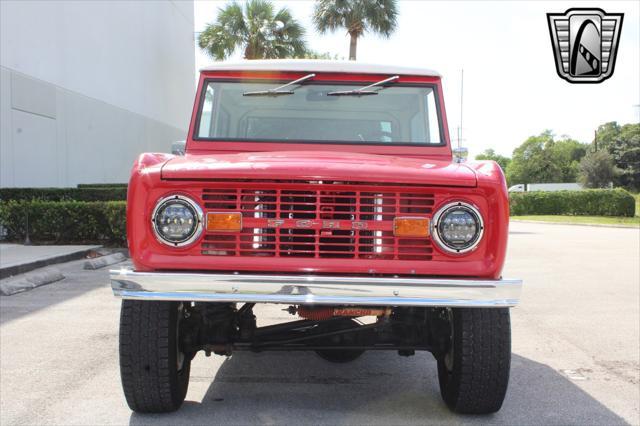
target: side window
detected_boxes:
[197,85,215,138]
[215,108,230,138]
[380,121,393,142]
[425,90,441,144]
[410,112,426,143]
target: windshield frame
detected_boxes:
[191,77,447,147]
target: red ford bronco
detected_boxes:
[111,60,522,414]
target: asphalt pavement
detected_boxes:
[1,222,638,425]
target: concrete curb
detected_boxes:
[94,247,129,257]
[511,219,640,229]
[0,267,65,296]
[0,246,101,279]
[83,252,126,270]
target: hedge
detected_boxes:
[77,183,127,189]
[509,188,636,217]
[0,187,127,202]
[0,200,126,245]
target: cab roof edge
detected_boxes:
[200,60,441,78]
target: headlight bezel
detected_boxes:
[151,194,204,247]
[431,201,484,255]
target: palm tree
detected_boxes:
[198,0,307,60]
[313,0,398,61]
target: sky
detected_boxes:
[193,0,640,158]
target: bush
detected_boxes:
[0,187,127,202]
[509,188,636,217]
[0,200,127,245]
[77,183,127,189]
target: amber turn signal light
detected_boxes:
[206,212,242,232]
[393,217,430,237]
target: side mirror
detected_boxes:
[453,147,468,163]
[171,141,186,156]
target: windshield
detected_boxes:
[195,80,443,145]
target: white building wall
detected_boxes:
[0,0,195,187]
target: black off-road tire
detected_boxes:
[315,349,365,363]
[437,308,511,414]
[119,300,191,413]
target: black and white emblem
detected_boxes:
[547,8,623,83]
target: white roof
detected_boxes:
[200,60,441,77]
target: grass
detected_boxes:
[512,215,640,227]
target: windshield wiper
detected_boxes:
[327,75,400,96]
[243,73,316,97]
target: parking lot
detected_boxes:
[1,221,638,425]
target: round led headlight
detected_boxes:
[151,195,203,247]
[431,201,484,254]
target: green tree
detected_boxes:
[593,121,621,151]
[578,150,619,188]
[594,122,640,191]
[547,137,587,182]
[506,131,588,185]
[614,123,640,190]
[313,0,398,61]
[301,50,342,60]
[198,0,307,60]
[475,149,511,172]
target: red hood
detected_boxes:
[161,151,477,187]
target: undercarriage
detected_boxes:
[178,303,451,359]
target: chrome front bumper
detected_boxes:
[110,268,522,308]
